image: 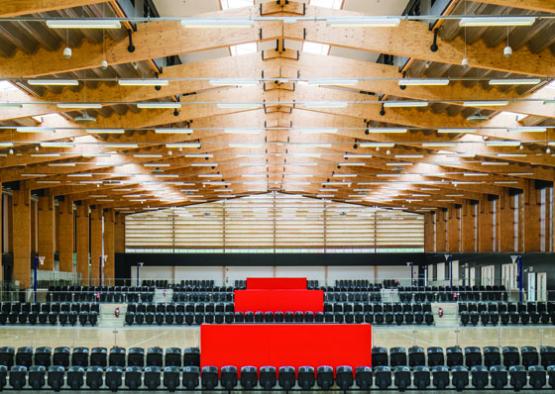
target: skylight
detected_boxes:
[220,0,253,9]
[310,0,343,9]
[230,42,257,56]
[303,41,330,55]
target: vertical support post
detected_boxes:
[90,206,102,286]
[76,203,90,285]
[103,208,115,286]
[37,193,55,270]
[57,197,74,272]
[13,182,31,288]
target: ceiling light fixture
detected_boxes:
[398,79,450,86]
[118,79,169,87]
[181,18,254,29]
[326,16,401,27]
[459,16,536,27]
[154,128,193,134]
[46,19,122,29]
[28,79,79,86]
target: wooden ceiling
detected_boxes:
[0,0,554,214]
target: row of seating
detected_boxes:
[3,363,555,391]
[1,302,99,314]
[0,347,199,369]
[127,302,234,314]
[324,292,382,302]
[324,302,432,314]
[47,286,155,303]
[0,312,98,326]
[459,302,553,314]
[371,346,555,369]
[124,311,435,326]
[460,312,555,326]
[398,285,508,302]
[172,292,233,303]
[4,346,553,371]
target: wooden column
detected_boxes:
[12,182,31,288]
[423,212,434,252]
[498,189,515,252]
[76,203,89,285]
[478,196,494,252]
[435,208,447,252]
[114,212,126,253]
[524,180,541,252]
[103,209,115,285]
[37,193,55,270]
[90,206,103,286]
[57,197,74,272]
[447,205,461,253]
[0,183,3,280]
[461,201,476,252]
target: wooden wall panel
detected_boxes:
[76,203,89,285]
[57,198,74,272]
[37,194,55,270]
[12,183,31,288]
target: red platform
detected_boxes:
[246,277,307,289]
[234,289,324,313]
[201,324,372,369]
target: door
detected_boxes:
[528,272,537,302]
[451,260,459,285]
[537,272,547,302]
[436,263,445,284]
[481,265,495,286]
[470,267,476,286]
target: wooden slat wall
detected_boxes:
[125,193,424,251]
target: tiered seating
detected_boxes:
[172,288,233,303]
[124,302,433,326]
[0,302,98,326]
[398,285,508,303]
[47,286,155,303]
[460,302,555,326]
[0,345,553,390]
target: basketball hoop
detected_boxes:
[38,256,46,266]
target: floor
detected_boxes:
[0,325,554,350]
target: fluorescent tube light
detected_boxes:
[459,17,536,27]
[344,153,372,159]
[154,128,193,134]
[0,103,23,108]
[366,127,407,133]
[118,79,169,87]
[57,103,102,109]
[358,142,395,148]
[137,102,181,109]
[144,163,170,167]
[383,101,429,108]
[16,127,47,133]
[485,140,521,147]
[40,142,74,148]
[181,18,254,29]
[46,19,122,29]
[28,79,79,86]
[338,162,365,167]
[166,143,201,149]
[327,16,401,27]
[86,129,124,134]
[463,101,509,107]
[398,79,450,86]
[508,127,547,133]
[489,78,541,86]
[437,128,473,134]
[481,161,509,166]
[48,162,76,167]
[32,153,60,157]
[134,154,163,158]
